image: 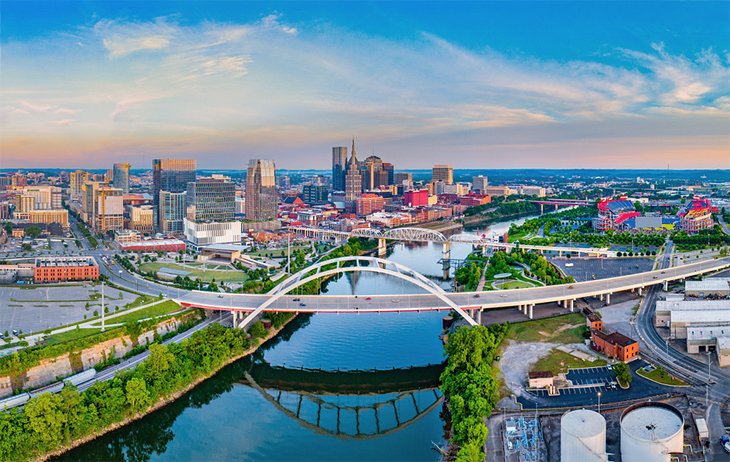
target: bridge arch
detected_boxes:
[238,256,478,329]
[381,227,447,243]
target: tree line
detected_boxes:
[440,323,509,461]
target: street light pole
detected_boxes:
[597,391,602,413]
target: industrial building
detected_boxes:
[655,299,730,365]
[684,278,730,298]
[33,256,99,283]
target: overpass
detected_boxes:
[288,226,615,258]
[176,256,730,328]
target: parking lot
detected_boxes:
[0,284,141,335]
[519,361,675,409]
[551,257,654,282]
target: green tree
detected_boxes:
[125,377,152,413]
[249,321,267,339]
[24,393,68,450]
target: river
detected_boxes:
[60,214,542,462]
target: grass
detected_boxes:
[531,349,607,375]
[637,367,687,386]
[508,313,588,344]
[90,300,185,326]
[43,326,109,345]
[126,294,160,309]
[139,262,249,283]
[496,280,535,289]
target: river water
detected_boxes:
[61,215,539,462]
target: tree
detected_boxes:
[249,321,267,339]
[612,362,632,386]
[125,377,152,413]
[25,226,42,239]
[24,393,68,450]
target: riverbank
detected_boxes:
[461,208,540,229]
[35,315,297,462]
[415,220,464,234]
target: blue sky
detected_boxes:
[1,1,728,169]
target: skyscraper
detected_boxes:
[472,175,489,194]
[153,158,196,231]
[112,163,130,194]
[245,159,277,222]
[158,191,187,233]
[345,139,362,203]
[152,159,197,202]
[332,146,348,192]
[69,170,89,201]
[432,164,454,185]
[186,178,235,222]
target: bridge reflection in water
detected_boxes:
[244,360,444,440]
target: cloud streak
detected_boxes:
[1,13,728,168]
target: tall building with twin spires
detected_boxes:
[344,138,362,204]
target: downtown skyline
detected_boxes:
[1,1,729,169]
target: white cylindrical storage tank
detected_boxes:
[621,402,684,462]
[561,409,607,462]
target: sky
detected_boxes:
[1,1,729,170]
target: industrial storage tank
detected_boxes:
[560,409,608,462]
[621,402,684,462]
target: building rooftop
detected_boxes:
[671,309,730,324]
[657,300,730,313]
[34,256,97,267]
[685,278,730,292]
[592,329,637,347]
[528,371,553,379]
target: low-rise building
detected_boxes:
[120,239,186,253]
[590,329,639,362]
[33,256,98,283]
[685,278,730,298]
[528,371,555,389]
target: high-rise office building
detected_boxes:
[302,183,328,205]
[152,159,196,202]
[382,163,395,186]
[113,163,131,194]
[158,191,187,233]
[186,178,235,222]
[394,172,413,187]
[245,159,277,222]
[332,146,348,192]
[81,182,124,232]
[153,158,196,231]
[345,139,362,203]
[362,155,383,191]
[69,170,90,201]
[472,175,488,194]
[432,164,454,185]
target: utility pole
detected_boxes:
[101,281,105,332]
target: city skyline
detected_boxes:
[1,1,729,169]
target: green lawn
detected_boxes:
[496,280,535,289]
[531,349,607,375]
[247,244,312,258]
[508,313,588,344]
[44,326,110,345]
[637,367,687,386]
[139,262,248,283]
[90,300,185,326]
[125,294,160,309]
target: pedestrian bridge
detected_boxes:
[176,256,730,329]
[288,226,615,257]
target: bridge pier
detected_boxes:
[605,293,611,305]
[476,309,482,324]
[442,242,451,279]
[528,304,534,319]
[638,287,643,296]
[555,203,559,211]
[378,238,387,257]
[663,280,668,291]
[540,203,544,214]
[569,299,574,312]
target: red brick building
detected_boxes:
[590,329,638,362]
[120,239,186,253]
[33,257,99,283]
[586,312,603,331]
[355,194,385,216]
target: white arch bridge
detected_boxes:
[287,226,615,258]
[175,256,730,330]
